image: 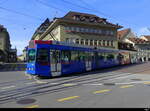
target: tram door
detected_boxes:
[85,52,92,71]
[50,50,61,77]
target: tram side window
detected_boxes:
[85,52,91,61]
[91,52,95,61]
[98,53,104,60]
[37,48,49,62]
[71,51,79,61]
[107,54,115,60]
[78,51,86,61]
[61,50,71,62]
[28,49,36,63]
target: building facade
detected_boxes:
[0,25,17,63]
[117,28,150,62]
[32,11,122,49]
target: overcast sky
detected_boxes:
[0,0,150,55]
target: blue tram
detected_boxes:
[26,40,136,77]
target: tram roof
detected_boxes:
[29,40,136,53]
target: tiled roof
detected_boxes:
[63,11,100,19]
[32,18,52,40]
[62,11,122,28]
[142,35,150,41]
[117,28,131,40]
[128,37,149,44]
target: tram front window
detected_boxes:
[37,48,49,63]
[28,49,36,63]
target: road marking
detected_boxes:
[24,72,33,80]
[36,81,48,84]
[50,83,59,85]
[26,105,39,108]
[120,85,134,88]
[58,96,80,102]
[1,85,16,90]
[93,89,111,94]
[63,84,76,87]
[107,74,135,81]
[83,83,103,86]
[143,81,150,84]
[25,82,37,85]
[33,76,48,84]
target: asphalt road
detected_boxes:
[1,62,150,108]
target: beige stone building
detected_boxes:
[32,11,122,49]
[0,25,17,63]
[117,29,150,61]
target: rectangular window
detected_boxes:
[90,40,93,46]
[37,48,49,63]
[90,29,93,33]
[85,52,92,61]
[76,39,79,44]
[85,39,89,45]
[85,28,88,33]
[71,27,75,31]
[78,51,86,61]
[98,30,102,34]
[71,51,79,61]
[94,40,97,46]
[110,31,112,35]
[66,38,69,42]
[98,53,104,60]
[111,41,114,46]
[107,41,109,46]
[65,26,70,31]
[81,28,84,32]
[102,30,106,35]
[61,50,71,62]
[103,40,105,46]
[98,40,101,46]
[76,27,80,32]
[81,39,84,45]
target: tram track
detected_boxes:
[0,72,140,104]
[0,62,145,87]
[0,63,150,104]
[0,74,131,104]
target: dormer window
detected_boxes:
[98,19,103,23]
[85,16,89,22]
[89,17,96,22]
[80,16,86,21]
[73,15,80,21]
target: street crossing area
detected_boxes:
[0,63,26,71]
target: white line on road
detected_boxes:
[50,83,59,85]
[1,85,16,90]
[25,82,37,85]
